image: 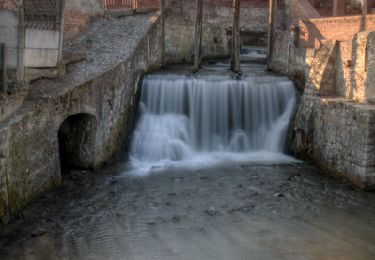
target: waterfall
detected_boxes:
[130,72,296,165]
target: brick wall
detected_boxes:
[63,0,104,43]
[63,11,93,43]
[299,14,375,48]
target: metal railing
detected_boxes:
[204,0,284,8]
[105,0,160,10]
[104,0,283,11]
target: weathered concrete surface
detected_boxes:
[24,29,60,68]
[0,9,19,69]
[0,13,164,222]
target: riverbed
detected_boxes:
[1,158,374,260]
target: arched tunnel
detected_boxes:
[58,113,98,173]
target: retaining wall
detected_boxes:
[0,14,163,222]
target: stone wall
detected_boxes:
[313,98,375,189]
[351,31,375,103]
[164,0,286,63]
[0,14,164,222]
[283,28,375,189]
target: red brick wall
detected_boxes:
[299,14,375,48]
[63,10,93,43]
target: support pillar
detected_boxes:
[333,0,345,16]
[160,0,165,66]
[267,0,277,71]
[193,0,203,73]
[0,43,7,94]
[363,0,368,15]
[231,0,241,74]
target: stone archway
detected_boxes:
[58,113,97,173]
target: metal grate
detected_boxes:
[105,0,134,10]
[23,0,62,30]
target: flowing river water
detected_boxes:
[1,64,375,260]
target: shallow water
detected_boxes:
[1,65,374,259]
[1,161,375,260]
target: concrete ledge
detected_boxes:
[106,8,134,17]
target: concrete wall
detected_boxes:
[0,10,19,69]
[24,29,60,68]
[366,31,375,103]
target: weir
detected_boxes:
[130,64,297,165]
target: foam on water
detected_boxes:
[129,72,298,175]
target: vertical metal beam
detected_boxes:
[193,0,203,73]
[231,0,240,74]
[160,0,165,66]
[57,0,65,66]
[0,44,7,94]
[267,0,277,71]
[18,2,25,84]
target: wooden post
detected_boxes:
[160,0,165,66]
[231,0,241,74]
[0,43,7,94]
[332,0,345,16]
[193,0,203,73]
[363,0,368,15]
[267,0,277,71]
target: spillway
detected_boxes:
[130,66,297,166]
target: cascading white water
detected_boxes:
[130,72,296,165]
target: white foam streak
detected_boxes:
[129,74,297,170]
